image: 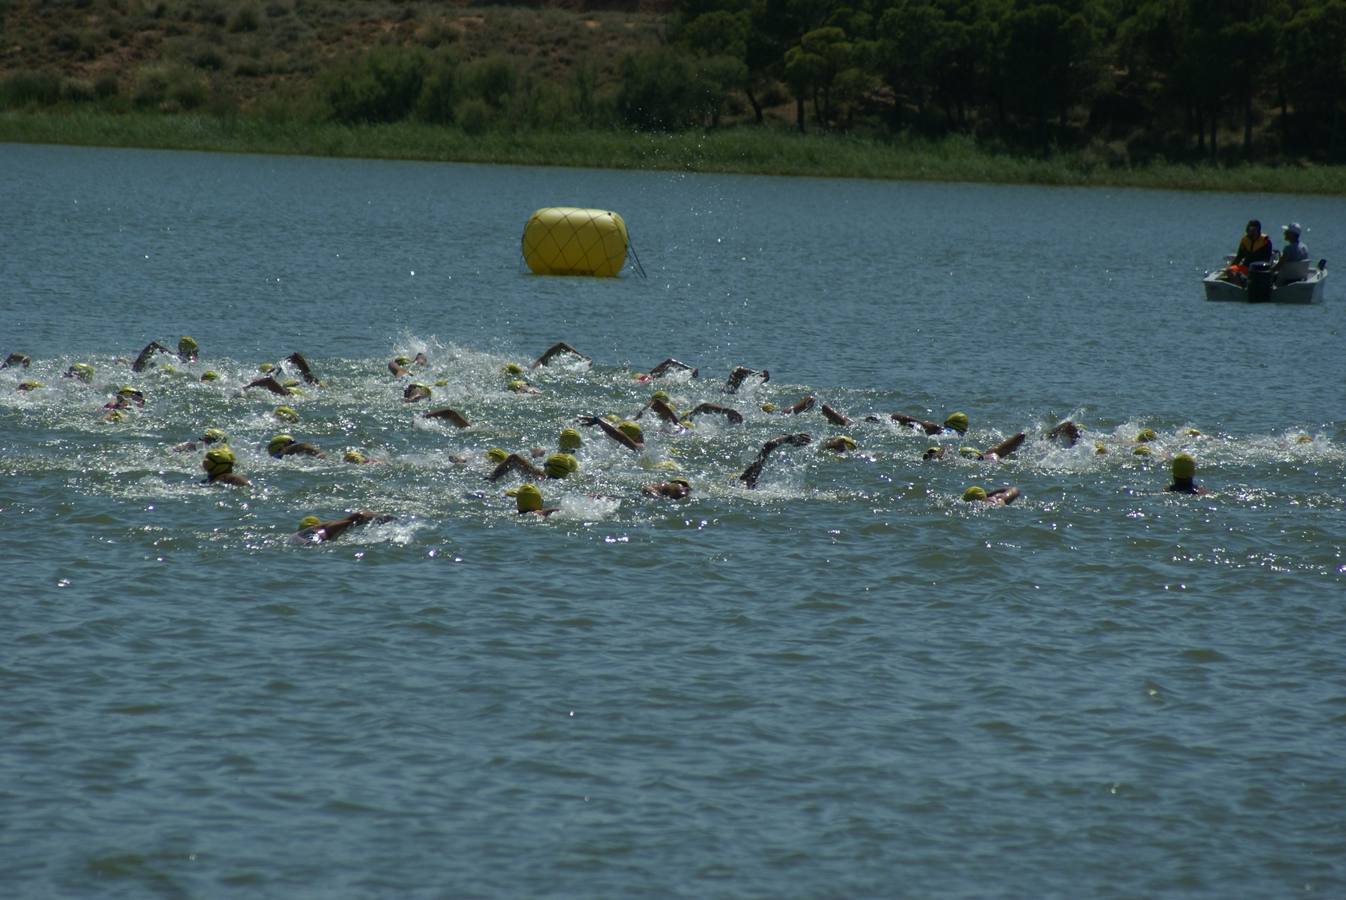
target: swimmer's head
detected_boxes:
[617,420,644,443]
[1132,444,1152,456]
[343,450,367,464]
[203,446,235,476]
[830,435,857,452]
[503,362,524,375]
[1136,428,1157,443]
[267,434,295,457]
[944,411,969,434]
[394,356,410,366]
[1295,433,1313,444]
[201,371,219,382]
[68,363,94,383]
[507,379,527,393]
[958,446,981,459]
[202,427,227,445]
[273,405,299,423]
[486,447,509,464]
[178,336,198,356]
[1171,452,1196,480]
[1185,427,1202,437]
[17,379,42,391]
[558,428,583,451]
[298,515,322,531]
[962,485,988,502]
[651,390,671,404]
[258,362,274,374]
[1094,441,1108,455]
[760,403,777,413]
[516,482,543,512]
[104,410,123,422]
[544,452,578,478]
[118,385,138,396]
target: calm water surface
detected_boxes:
[2,143,1345,898]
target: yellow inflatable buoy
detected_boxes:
[521,207,630,277]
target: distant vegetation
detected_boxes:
[2,0,1345,187]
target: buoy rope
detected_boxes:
[628,240,648,279]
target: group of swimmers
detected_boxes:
[5,337,1221,541]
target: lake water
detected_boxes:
[2,143,1344,898]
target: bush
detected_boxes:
[457,55,517,111]
[0,70,62,108]
[616,47,697,131]
[61,78,97,103]
[322,47,426,124]
[456,97,493,135]
[95,74,120,100]
[416,54,458,124]
[228,3,261,33]
[132,63,209,110]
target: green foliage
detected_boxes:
[0,71,62,109]
[415,53,458,125]
[132,63,210,110]
[616,47,698,131]
[322,47,426,124]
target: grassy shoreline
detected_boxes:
[4,110,1344,195]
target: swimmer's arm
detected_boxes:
[286,352,321,385]
[688,403,743,424]
[531,342,591,369]
[822,404,851,426]
[488,454,545,482]
[982,432,1026,461]
[987,487,1020,505]
[891,413,942,434]
[423,407,470,428]
[578,415,641,452]
[647,358,699,378]
[782,395,815,415]
[245,375,289,396]
[132,341,170,372]
[724,366,768,394]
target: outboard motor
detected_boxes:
[1248,260,1274,302]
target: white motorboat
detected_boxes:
[1203,257,1328,303]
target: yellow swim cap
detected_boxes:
[507,379,527,392]
[503,362,524,375]
[394,356,410,366]
[1171,452,1196,479]
[832,435,857,452]
[617,420,644,443]
[1185,427,1203,437]
[435,379,448,387]
[70,363,94,382]
[178,336,198,355]
[516,482,543,512]
[17,379,42,391]
[201,371,219,382]
[652,390,671,403]
[203,446,235,476]
[203,428,227,444]
[558,428,583,451]
[258,362,274,373]
[544,452,578,478]
[273,406,299,422]
[1136,428,1157,443]
[118,385,137,395]
[486,447,509,464]
[958,446,981,458]
[1295,433,1313,444]
[944,411,969,434]
[1132,445,1152,456]
[104,410,123,422]
[962,485,988,502]
[299,515,322,530]
[268,434,294,456]
[761,403,777,413]
[1094,441,1108,455]
[343,450,367,464]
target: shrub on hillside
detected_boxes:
[322,47,427,124]
[616,47,697,131]
[0,70,62,109]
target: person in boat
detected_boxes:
[738,432,811,488]
[294,510,392,543]
[1272,222,1310,284]
[1165,453,1209,495]
[1223,219,1274,283]
[962,485,1020,505]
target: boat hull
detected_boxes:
[1202,269,1327,304]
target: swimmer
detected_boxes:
[578,415,644,452]
[64,362,95,383]
[2,352,31,369]
[172,427,227,453]
[104,385,145,409]
[886,410,968,435]
[403,382,432,402]
[779,395,816,415]
[642,478,691,499]
[487,452,549,482]
[1045,420,1081,447]
[17,379,42,392]
[531,341,591,369]
[423,406,470,427]
[387,352,427,377]
[686,402,744,425]
[739,432,811,488]
[514,482,560,517]
[507,378,542,395]
[1165,453,1209,495]
[177,336,199,362]
[978,432,1025,461]
[342,450,380,464]
[724,366,768,394]
[202,446,249,486]
[822,435,857,453]
[294,510,392,543]
[267,434,326,459]
[635,395,681,426]
[961,485,1020,505]
[644,358,699,379]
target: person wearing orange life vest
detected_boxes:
[1233,219,1274,266]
